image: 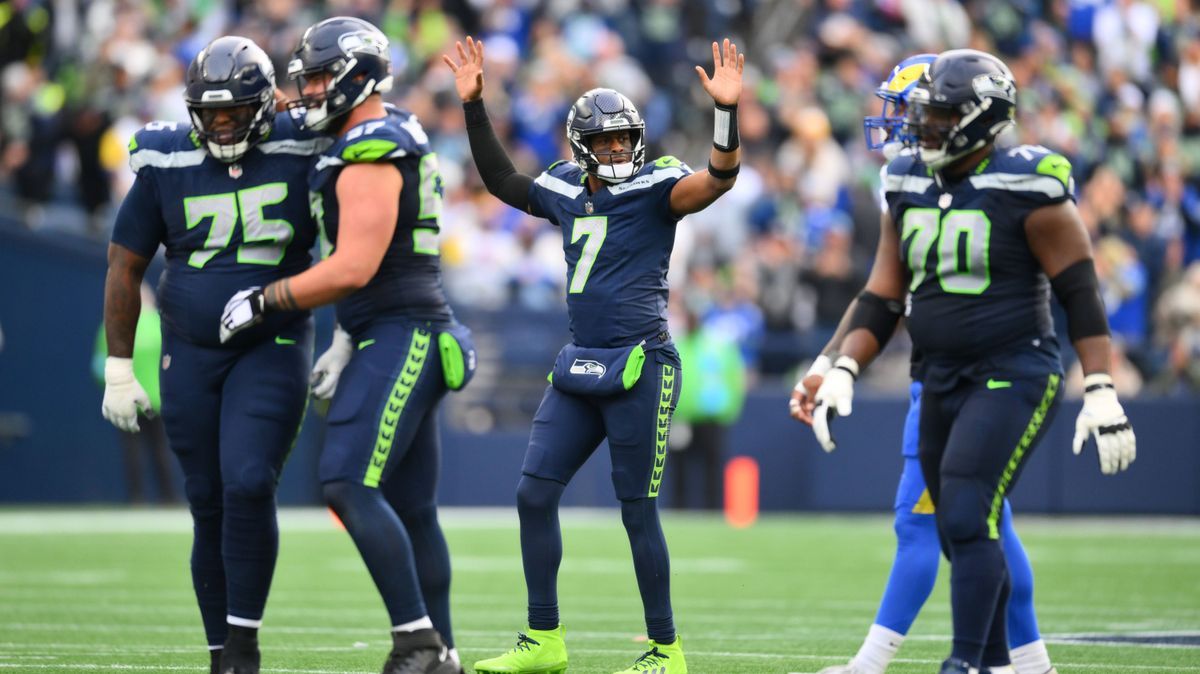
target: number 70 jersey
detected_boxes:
[883,145,1075,371]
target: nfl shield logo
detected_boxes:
[229,163,243,179]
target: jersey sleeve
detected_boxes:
[974,147,1076,210]
[527,161,582,226]
[646,156,693,222]
[111,171,165,258]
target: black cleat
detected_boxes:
[381,628,461,674]
[210,648,223,674]
[939,658,972,674]
[219,628,260,674]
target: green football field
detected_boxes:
[1,508,1197,673]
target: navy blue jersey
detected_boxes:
[309,106,452,335]
[527,157,692,348]
[113,113,329,348]
[884,144,1075,385]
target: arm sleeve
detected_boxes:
[464,100,535,212]
[111,172,166,258]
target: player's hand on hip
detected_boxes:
[790,355,832,425]
[442,36,485,102]
[101,357,153,433]
[695,38,744,106]
[219,287,265,343]
[1072,373,1136,475]
[311,326,354,400]
[811,356,859,452]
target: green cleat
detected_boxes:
[473,626,568,674]
[612,637,687,674]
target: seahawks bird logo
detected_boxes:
[570,359,606,376]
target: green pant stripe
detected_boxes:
[363,329,431,488]
[647,364,676,498]
[987,373,1060,539]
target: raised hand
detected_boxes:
[442,36,485,103]
[695,38,744,107]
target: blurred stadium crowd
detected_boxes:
[2,0,1199,395]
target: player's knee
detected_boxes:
[938,477,990,543]
[184,474,222,516]
[516,475,563,513]
[893,508,938,546]
[225,464,279,502]
[619,497,657,534]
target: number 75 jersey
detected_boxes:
[883,145,1075,373]
[113,113,330,347]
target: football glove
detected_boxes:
[101,356,153,433]
[789,354,832,422]
[311,326,354,400]
[219,287,266,343]
[1073,373,1136,475]
[812,356,859,452]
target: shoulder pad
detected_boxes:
[128,122,205,174]
[545,160,585,183]
[882,153,932,195]
[971,145,1073,200]
[256,112,333,157]
[334,111,430,164]
[649,156,693,174]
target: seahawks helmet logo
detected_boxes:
[569,359,606,377]
[972,73,1015,103]
[338,31,388,58]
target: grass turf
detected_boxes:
[0,508,1197,673]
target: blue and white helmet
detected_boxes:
[185,36,277,163]
[287,16,393,132]
[863,53,937,152]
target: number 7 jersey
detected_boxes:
[883,145,1075,385]
[113,113,329,347]
[527,157,692,348]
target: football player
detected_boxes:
[218,17,470,674]
[791,55,1059,674]
[443,36,743,674]
[103,37,327,674]
[807,50,1136,674]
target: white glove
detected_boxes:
[220,287,266,343]
[789,354,832,418]
[812,356,859,452]
[1073,373,1136,475]
[101,357,153,433]
[311,326,354,400]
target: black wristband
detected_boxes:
[1050,258,1110,342]
[707,161,740,180]
[713,103,739,152]
[463,98,489,127]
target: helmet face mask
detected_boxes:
[287,17,393,133]
[567,88,646,184]
[863,53,936,151]
[185,36,276,163]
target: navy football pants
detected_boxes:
[159,320,312,647]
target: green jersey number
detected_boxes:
[184,183,293,268]
[901,208,991,295]
[568,216,608,294]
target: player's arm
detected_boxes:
[808,210,908,450]
[102,170,162,432]
[443,37,534,212]
[1026,199,1136,474]
[669,39,744,216]
[263,163,401,311]
[788,297,858,424]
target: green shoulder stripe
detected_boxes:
[1036,153,1072,188]
[343,139,399,163]
[127,135,138,152]
[654,156,683,168]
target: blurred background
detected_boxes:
[0,0,1197,512]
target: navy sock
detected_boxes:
[187,483,228,647]
[948,537,1006,667]
[324,480,426,624]
[222,477,279,622]
[517,475,564,631]
[620,498,675,643]
[398,504,454,647]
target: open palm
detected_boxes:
[695,39,744,107]
[442,36,485,102]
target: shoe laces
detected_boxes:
[511,632,541,653]
[632,646,669,669]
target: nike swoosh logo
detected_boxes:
[986,379,1012,390]
[358,339,376,350]
[275,336,297,345]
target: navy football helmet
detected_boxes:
[184,36,276,163]
[566,88,645,183]
[903,49,1016,170]
[287,16,393,132]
